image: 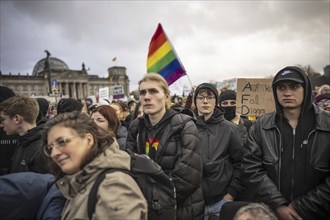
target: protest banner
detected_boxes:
[236,78,275,118]
[98,87,109,101]
[111,85,125,99]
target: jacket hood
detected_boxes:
[18,125,43,146]
[196,106,225,125]
[272,66,313,116]
[36,98,49,123]
[85,141,130,171]
[141,108,177,129]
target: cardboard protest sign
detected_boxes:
[236,78,275,118]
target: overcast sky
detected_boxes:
[1,1,329,91]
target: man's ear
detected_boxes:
[15,114,24,123]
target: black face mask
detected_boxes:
[222,106,236,121]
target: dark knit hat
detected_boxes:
[0,86,15,103]
[272,67,304,86]
[219,90,236,103]
[36,98,49,116]
[314,93,330,103]
[194,83,219,106]
[57,98,83,114]
[127,98,136,107]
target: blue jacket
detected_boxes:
[0,172,65,220]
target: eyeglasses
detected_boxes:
[196,96,215,102]
[43,135,79,157]
[316,100,330,107]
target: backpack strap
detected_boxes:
[87,169,129,220]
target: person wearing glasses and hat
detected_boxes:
[194,83,245,219]
[241,66,330,220]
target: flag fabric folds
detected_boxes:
[147,23,186,85]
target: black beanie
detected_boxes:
[219,90,236,104]
[57,98,83,114]
[36,98,49,117]
[194,83,219,106]
[0,86,15,103]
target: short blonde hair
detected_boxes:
[233,203,277,220]
[319,84,330,94]
[138,73,171,109]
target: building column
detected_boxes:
[58,83,62,96]
[82,83,86,98]
[84,83,88,97]
[72,82,77,99]
[65,82,69,96]
[78,83,83,99]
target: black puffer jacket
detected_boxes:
[241,66,330,219]
[10,125,48,174]
[127,108,204,220]
[196,107,244,205]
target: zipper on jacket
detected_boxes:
[304,129,316,187]
[275,126,282,190]
[291,128,296,201]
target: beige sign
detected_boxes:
[236,78,275,118]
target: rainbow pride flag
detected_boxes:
[147,23,186,85]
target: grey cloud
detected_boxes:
[1,1,329,89]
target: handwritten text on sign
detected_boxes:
[236,78,275,117]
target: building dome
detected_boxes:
[32,57,70,76]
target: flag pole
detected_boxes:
[185,73,194,88]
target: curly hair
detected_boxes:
[41,111,115,180]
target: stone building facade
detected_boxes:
[0,52,130,100]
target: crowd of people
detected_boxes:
[0,65,329,220]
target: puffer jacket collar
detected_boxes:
[141,108,177,130]
[18,125,43,147]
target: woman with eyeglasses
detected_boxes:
[41,111,147,220]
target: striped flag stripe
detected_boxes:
[148,32,167,57]
[147,50,176,72]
